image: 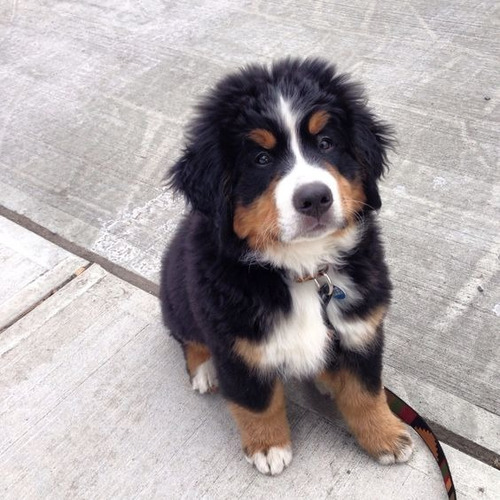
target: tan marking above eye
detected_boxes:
[308,110,330,135]
[248,129,277,149]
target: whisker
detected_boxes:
[342,197,378,211]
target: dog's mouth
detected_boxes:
[302,220,328,235]
[289,214,344,242]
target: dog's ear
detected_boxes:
[169,142,229,218]
[350,110,394,210]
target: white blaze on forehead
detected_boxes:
[278,95,307,167]
[274,96,344,242]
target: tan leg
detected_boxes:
[228,381,292,475]
[317,369,414,464]
[184,341,218,394]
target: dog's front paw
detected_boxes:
[357,417,414,465]
[191,359,218,394]
[245,445,292,475]
[376,429,414,465]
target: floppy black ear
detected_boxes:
[169,142,229,218]
[351,111,394,210]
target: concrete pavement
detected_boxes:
[0,0,499,497]
[1,216,499,499]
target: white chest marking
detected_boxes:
[260,280,330,378]
[251,268,374,377]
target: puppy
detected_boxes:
[160,58,413,475]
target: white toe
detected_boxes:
[378,453,396,465]
[396,436,414,463]
[253,452,270,474]
[377,432,414,465]
[246,445,293,476]
[268,445,293,475]
[191,359,218,394]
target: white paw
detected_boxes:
[191,359,218,394]
[245,445,293,475]
[377,431,414,465]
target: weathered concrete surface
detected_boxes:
[0,216,88,330]
[1,263,499,499]
[0,0,498,456]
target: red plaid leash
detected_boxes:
[385,388,457,500]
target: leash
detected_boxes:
[298,265,457,499]
[385,388,457,500]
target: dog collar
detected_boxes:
[295,265,346,301]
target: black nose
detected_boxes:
[293,182,333,218]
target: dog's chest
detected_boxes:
[259,281,331,377]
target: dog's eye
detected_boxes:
[255,152,272,166]
[318,137,334,152]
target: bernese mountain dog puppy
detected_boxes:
[160,58,414,475]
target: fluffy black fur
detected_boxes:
[160,58,394,410]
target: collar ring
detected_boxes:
[313,267,334,297]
